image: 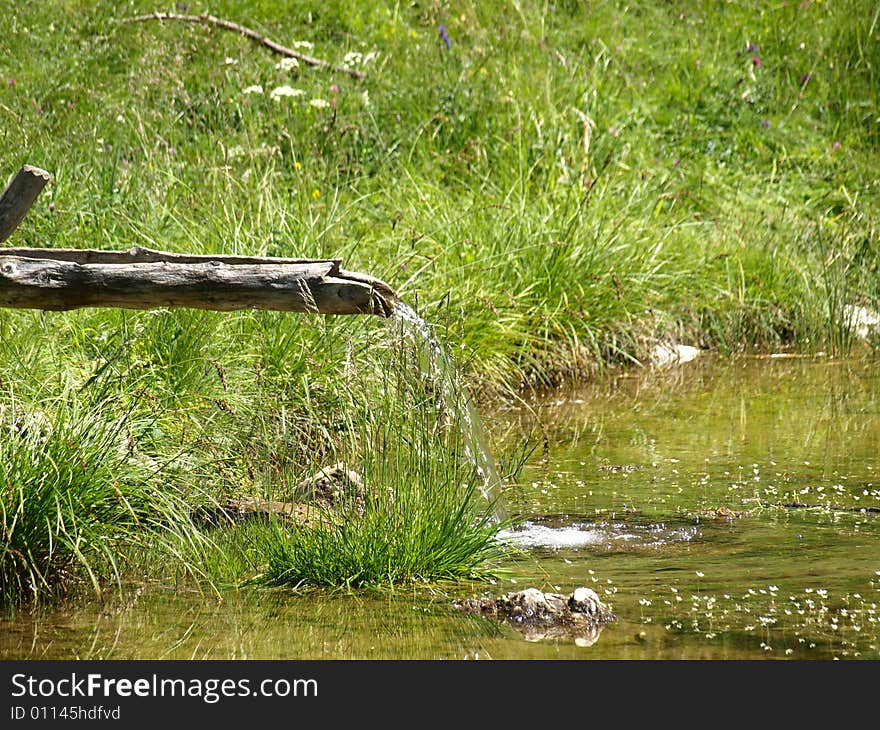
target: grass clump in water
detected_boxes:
[253,476,503,589]
[240,330,509,589]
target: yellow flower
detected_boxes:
[294,161,302,169]
[312,189,320,199]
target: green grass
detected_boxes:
[123,335,513,591]
[0,388,209,605]
[253,320,511,588]
[0,0,878,602]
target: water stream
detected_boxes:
[391,301,509,523]
[392,300,704,549]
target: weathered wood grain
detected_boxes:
[0,248,397,316]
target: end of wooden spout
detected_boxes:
[339,269,399,317]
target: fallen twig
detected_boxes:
[121,11,366,80]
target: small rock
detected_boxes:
[650,342,701,367]
[296,462,366,512]
[569,587,603,616]
[453,586,617,645]
[844,304,880,340]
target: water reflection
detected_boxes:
[513,619,607,646]
[0,588,512,660]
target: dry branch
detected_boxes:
[0,247,397,316]
[121,11,366,80]
[0,165,51,243]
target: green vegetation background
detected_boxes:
[1,0,878,602]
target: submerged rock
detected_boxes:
[599,463,643,473]
[698,505,750,521]
[650,342,701,367]
[453,587,617,645]
[843,304,880,340]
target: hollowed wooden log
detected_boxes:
[0,166,397,316]
[0,246,398,316]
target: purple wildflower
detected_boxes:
[175,2,190,10]
[746,42,758,53]
[800,72,813,85]
[832,141,841,150]
[760,119,771,129]
[752,55,761,68]
[438,24,450,50]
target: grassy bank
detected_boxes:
[1,0,878,603]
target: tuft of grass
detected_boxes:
[0,392,207,605]
[252,480,504,588]
[116,312,512,592]
[229,319,510,589]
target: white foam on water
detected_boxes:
[497,524,605,549]
[498,521,701,549]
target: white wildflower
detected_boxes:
[242,85,264,95]
[223,57,238,65]
[343,50,379,66]
[275,57,300,71]
[270,85,305,101]
[291,40,314,50]
[309,98,330,108]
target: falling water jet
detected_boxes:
[391,301,510,524]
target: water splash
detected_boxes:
[497,523,605,549]
[498,519,699,550]
[391,301,509,523]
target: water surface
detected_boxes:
[3,353,878,659]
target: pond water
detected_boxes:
[2,353,878,660]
